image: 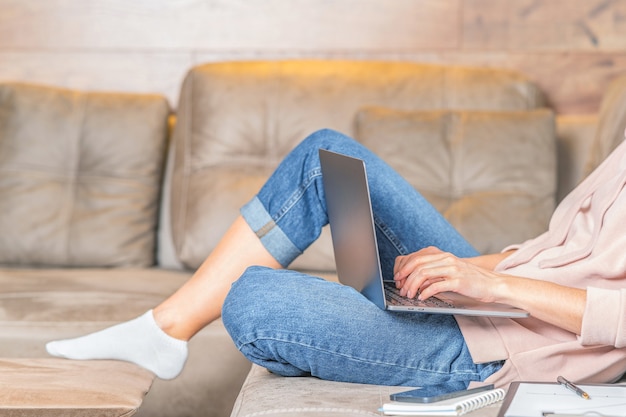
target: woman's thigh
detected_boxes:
[222,267,501,387]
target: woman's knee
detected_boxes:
[223,266,270,317]
[304,128,351,146]
[296,129,358,157]
[223,267,302,337]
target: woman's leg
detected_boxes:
[223,268,502,387]
[46,129,478,381]
[44,129,346,379]
[222,130,496,386]
[243,128,478,275]
[45,216,281,379]
[154,216,280,341]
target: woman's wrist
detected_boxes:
[467,250,516,271]
[490,273,518,305]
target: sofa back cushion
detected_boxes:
[169,60,546,270]
[355,107,556,254]
[0,83,170,267]
[584,73,626,175]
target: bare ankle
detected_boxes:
[152,307,189,340]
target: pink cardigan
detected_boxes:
[457,133,626,388]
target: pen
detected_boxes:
[557,375,590,400]
[543,414,621,417]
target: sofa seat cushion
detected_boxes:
[169,60,546,271]
[355,107,557,254]
[0,267,192,356]
[230,364,503,417]
[0,266,252,417]
[0,83,170,267]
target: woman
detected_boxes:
[46,129,626,388]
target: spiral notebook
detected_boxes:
[381,388,505,416]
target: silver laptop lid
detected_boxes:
[319,148,529,318]
[319,148,387,310]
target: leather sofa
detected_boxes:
[1,61,625,417]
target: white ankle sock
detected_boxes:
[46,310,188,380]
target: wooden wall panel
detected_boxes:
[0,0,459,50]
[404,51,626,114]
[0,51,193,107]
[0,0,625,114]
[464,0,626,51]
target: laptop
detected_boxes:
[319,148,529,318]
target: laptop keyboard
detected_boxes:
[384,282,455,309]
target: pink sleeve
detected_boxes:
[580,287,626,348]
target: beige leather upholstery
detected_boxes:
[169,61,546,270]
[0,82,249,417]
[231,364,503,417]
[355,107,556,254]
[0,83,170,267]
[0,266,251,417]
[555,114,598,202]
[585,73,626,175]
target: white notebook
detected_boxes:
[381,388,505,416]
[498,382,626,417]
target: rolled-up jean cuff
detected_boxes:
[240,196,302,267]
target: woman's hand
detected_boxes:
[393,246,586,335]
[393,247,506,303]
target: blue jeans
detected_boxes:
[222,129,503,387]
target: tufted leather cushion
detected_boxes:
[0,83,170,267]
[584,73,626,175]
[355,107,557,254]
[169,61,545,269]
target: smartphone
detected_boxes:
[390,383,494,403]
